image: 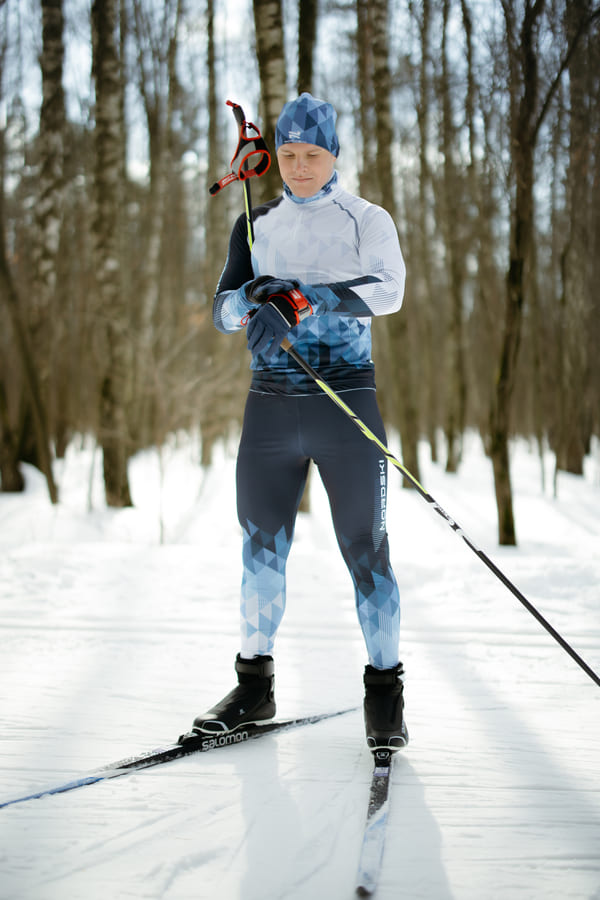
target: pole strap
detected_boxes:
[209,101,271,196]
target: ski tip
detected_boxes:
[356,885,373,897]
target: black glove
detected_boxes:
[243,276,299,305]
[246,288,313,357]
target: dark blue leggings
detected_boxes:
[236,388,400,668]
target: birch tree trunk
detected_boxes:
[0,380,24,492]
[130,0,182,435]
[368,0,422,487]
[205,0,226,295]
[589,31,600,446]
[0,22,58,502]
[491,0,599,543]
[556,0,594,475]
[440,0,466,473]
[200,0,250,467]
[92,0,132,507]
[0,222,58,501]
[356,0,378,201]
[35,0,68,455]
[414,0,440,463]
[32,0,65,340]
[489,0,544,545]
[252,0,287,202]
[297,0,317,94]
[461,0,504,444]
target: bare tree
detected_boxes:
[199,0,251,466]
[33,0,69,458]
[0,187,58,501]
[0,203,58,500]
[490,0,600,544]
[205,0,226,294]
[0,7,58,501]
[439,0,466,473]
[363,0,422,487]
[91,0,133,507]
[297,0,318,94]
[129,0,183,424]
[252,0,287,202]
[460,1,505,444]
[354,0,377,201]
[31,0,66,336]
[589,25,600,448]
[412,0,440,463]
[555,0,596,475]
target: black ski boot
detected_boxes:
[192,654,275,734]
[363,662,408,752]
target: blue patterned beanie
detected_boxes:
[275,93,340,157]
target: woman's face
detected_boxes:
[276,143,336,198]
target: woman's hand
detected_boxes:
[246,289,312,357]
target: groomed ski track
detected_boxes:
[0,438,599,899]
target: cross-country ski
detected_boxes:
[0,709,356,810]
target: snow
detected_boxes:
[1,432,599,900]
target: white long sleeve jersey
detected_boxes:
[213,177,406,393]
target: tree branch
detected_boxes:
[533,5,600,140]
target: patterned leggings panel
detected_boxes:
[236,389,400,669]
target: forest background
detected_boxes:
[0,0,598,545]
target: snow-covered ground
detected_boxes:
[1,432,599,900]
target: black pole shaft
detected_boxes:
[281,338,600,690]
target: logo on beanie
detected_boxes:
[288,129,302,141]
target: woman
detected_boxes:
[193,93,408,752]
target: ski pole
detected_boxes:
[280,337,600,691]
[228,102,256,249]
[210,100,268,250]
